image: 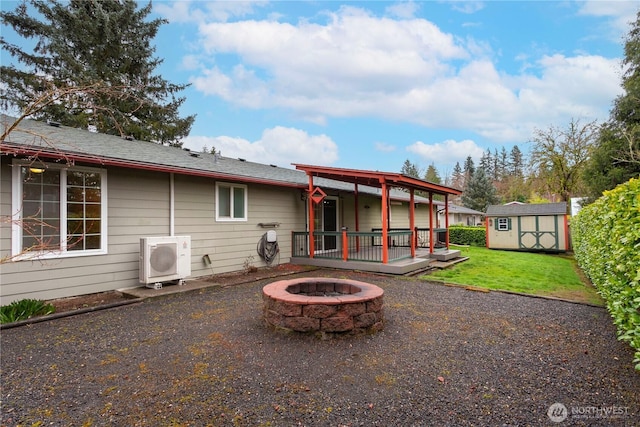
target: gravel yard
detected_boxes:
[1,269,639,426]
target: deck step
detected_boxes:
[429,256,469,269]
[429,249,461,261]
[403,266,437,276]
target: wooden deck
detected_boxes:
[290,248,462,275]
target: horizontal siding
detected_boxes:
[0,158,13,261]
[173,174,305,277]
[3,168,309,302]
[5,163,461,302]
[352,196,437,231]
[487,215,567,250]
[1,166,173,303]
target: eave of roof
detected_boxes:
[1,141,307,189]
[0,115,308,188]
[293,163,463,196]
[1,116,464,201]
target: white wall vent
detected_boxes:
[140,236,191,288]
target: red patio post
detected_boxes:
[381,181,389,264]
[342,229,348,261]
[429,193,434,254]
[445,194,450,250]
[307,174,315,259]
[485,217,490,248]
[354,184,360,252]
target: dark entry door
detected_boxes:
[323,198,338,251]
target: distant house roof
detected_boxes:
[436,203,483,215]
[1,115,459,202]
[486,202,567,217]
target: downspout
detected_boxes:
[170,173,175,236]
[308,173,315,259]
[429,193,434,254]
[445,194,450,250]
[381,180,389,264]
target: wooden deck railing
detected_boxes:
[291,230,414,263]
[370,227,448,249]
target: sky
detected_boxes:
[5,1,640,177]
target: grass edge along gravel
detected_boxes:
[422,246,604,306]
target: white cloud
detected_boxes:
[385,1,420,19]
[406,139,485,167]
[154,1,201,24]
[577,1,638,38]
[375,142,396,152]
[185,4,624,143]
[182,126,339,168]
[516,54,621,121]
[447,1,485,15]
[180,54,200,71]
[195,7,467,104]
[155,0,267,24]
[191,65,269,108]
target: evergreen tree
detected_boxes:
[490,148,498,180]
[448,161,465,204]
[584,10,640,200]
[451,162,464,188]
[612,10,640,128]
[461,168,499,212]
[1,0,194,146]
[496,147,506,180]
[584,124,639,201]
[479,149,491,175]
[463,156,475,180]
[400,159,422,178]
[424,163,442,184]
[509,145,524,177]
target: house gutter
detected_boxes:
[0,144,307,190]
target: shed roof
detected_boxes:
[486,202,567,217]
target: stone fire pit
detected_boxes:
[262,277,384,335]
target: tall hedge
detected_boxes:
[448,225,486,246]
[572,178,640,370]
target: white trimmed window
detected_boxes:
[12,161,108,258]
[215,182,247,221]
[496,217,511,231]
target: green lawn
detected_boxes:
[424,246,603,306]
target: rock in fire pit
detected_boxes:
[262,277,384,336]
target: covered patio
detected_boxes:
[290,164,463,275]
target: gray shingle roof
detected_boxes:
[0,115,439,203]
[486,202,567,217]
[2,115,311,187]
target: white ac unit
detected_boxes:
[139,236,191,289]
